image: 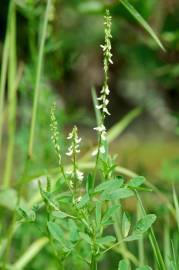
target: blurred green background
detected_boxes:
[1,0,179,180]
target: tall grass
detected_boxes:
[28,0,51,159]
[3,0,17,187]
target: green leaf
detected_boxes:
[77,193,90,208]
[97,235,116,245]
[95,178,124,193]
[118,259,129,270]
[134,214,156,234]
[68,219,79,242]
[120,0,165,51]
[18,207,36,222]
[125,214,156,241]
[128,176,145,188]
[102,205,120,224]
[122,212,131,237]
[79,232,92,245]
[102,188,134,200]
[47,221,63,243]
[51,210,73,219]
[136,266,152,270]
[86,173,93,194]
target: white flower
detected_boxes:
[66,126,82,156]
[94,124,106,132]
[76,169,84,181]
[103,107,110,115]
[75,137,81,144]
[109,58,113,64]
[92,146,105,156]
[67,132,73,140]
[104,98,109,105]
[102,85,110,95]
[100,44,107,51]
[96,104,102,110]
[66,149,73,156]
[77,196,82,203]
[100,146,105,154]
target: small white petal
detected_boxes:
[67,132,73,140]
[77,196,82,202]
[100,146,105,154]
[96,105,102,110]
[103,107,111,115]
[104,86,110,95]
[109,58,113,64]
[76,169,84,181]
[94,124,106,132]
[75,137,81,143]
[104,99,109,105]
[66,150,73,156]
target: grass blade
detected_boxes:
[107,107,141,143]
[0,30,9,157]
[12,237,49,269]
[28,0,51,159]
[173,185,179,231]
[120,0,165,51]
[3,0,17,187]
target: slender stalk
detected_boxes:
[164,214,170,269]
[92,10,112,188]
[2,210,17,269]
[0,31,9,158]
[28,0,51,159]
[92,135,102,189]
[90,254,97,270]
[3,0,17,187]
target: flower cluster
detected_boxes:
[50,103,61,165]
[66,126,84,182]
[96,9,113,118]
[93,10,112,156]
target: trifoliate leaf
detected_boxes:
[95,178,124,193]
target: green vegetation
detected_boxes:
[0,1,178,270]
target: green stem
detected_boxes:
[0,29,9,158]
[90,254,97,270]
[3,0,17,187]
[28,0,51,159]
